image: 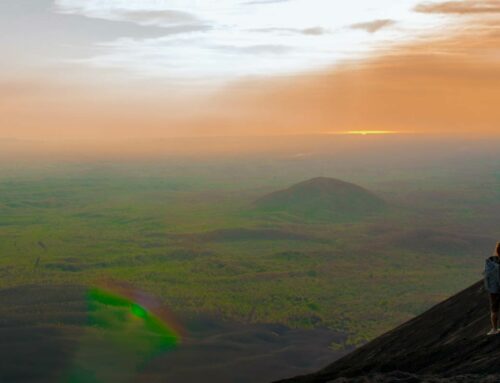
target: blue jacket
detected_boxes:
[484,256,500,293]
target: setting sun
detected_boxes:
[339,131,401,136]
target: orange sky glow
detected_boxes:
[0,0,498,150]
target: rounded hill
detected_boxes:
[254,177,386,220]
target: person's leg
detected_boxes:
[490,294,499,331]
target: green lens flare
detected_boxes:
[131,304,147,318]
[62,286,181,383]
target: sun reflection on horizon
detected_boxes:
[340,130,401,136]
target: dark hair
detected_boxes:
[496,242,500,257]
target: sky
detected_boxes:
[0,0,499,143]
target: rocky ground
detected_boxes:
[278,281,500,383]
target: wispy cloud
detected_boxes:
[415,0,500,14]
[214,44,293,55]
[117,10,203,26]
[49,0,454,79]
[350,19,396,33]
[244,0,293,4]
[302,27,327,35]
[251,27,328,36]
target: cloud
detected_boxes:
[2,0,499,145]
[80,33,315,79]
[49,0,457,79]
[251,27,327,36]
[244,0,292,4]
[0,0,182,74]
[302,27,327,36]
[415,1,500,14]
[117,10,203,26]
[200,19,500,138]
[350,19,396,33]
[54,1,205,29]
[215,44,293,55]
[2,15,499,143]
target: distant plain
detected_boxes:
[0,135,498,381]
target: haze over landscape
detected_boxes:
[0,1,499,383]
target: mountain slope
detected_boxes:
[0,284,347,383]
[277,280,500,382]
[255,177,386,220]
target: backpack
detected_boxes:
[484,257,500,293]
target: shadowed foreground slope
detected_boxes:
[277,281,500,382]
[0,284,347,383]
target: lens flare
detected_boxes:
[62,281,184,383]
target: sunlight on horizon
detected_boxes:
[333,130,403,136]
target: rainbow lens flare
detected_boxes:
[63,281,183,383]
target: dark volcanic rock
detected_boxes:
[276,281,500,383]
[0,285,347,383]
[143,319,348,383]
[331,372,500,382]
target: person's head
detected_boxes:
[496,242,500,257]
